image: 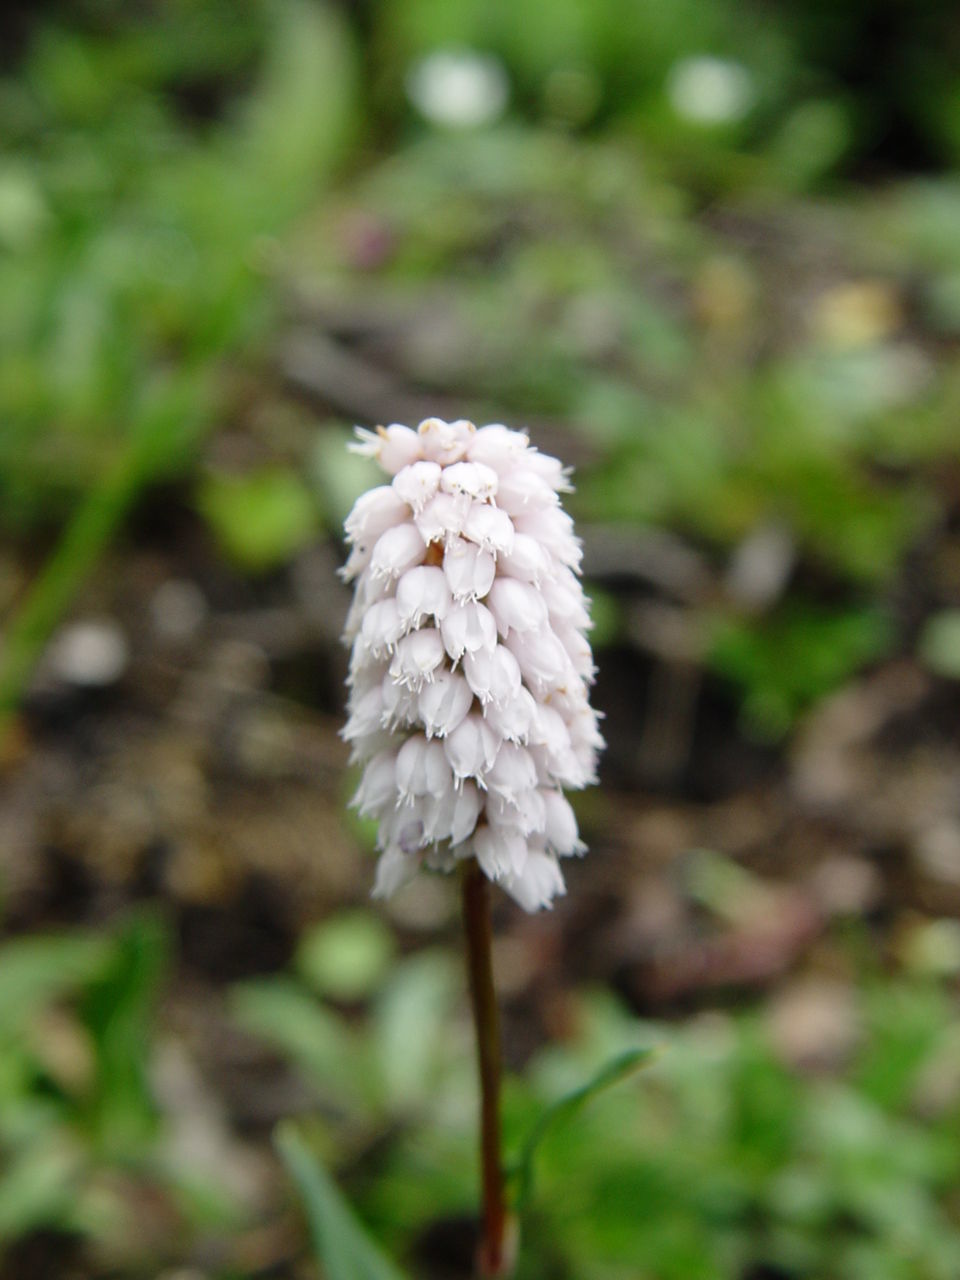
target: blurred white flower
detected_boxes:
[406,51,509,129]
[47,619,128,687]
[342,418,603,911]
[667,56,754,125]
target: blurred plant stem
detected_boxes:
[461,859,514,1278]
[0,482,120,736]
[0,373,215,745]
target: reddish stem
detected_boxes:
[461,859,511,1277]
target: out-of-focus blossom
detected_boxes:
[667,56,754,125]
[406,51,509,129]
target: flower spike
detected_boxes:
[342,418,603,911]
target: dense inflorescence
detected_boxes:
[341,418,603,911]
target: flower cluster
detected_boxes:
[341,418,603,911]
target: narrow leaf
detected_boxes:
[510,1048,657,1212]
[82,911,168,1151]
[241,0,357,204]
[275,1123,408,1280]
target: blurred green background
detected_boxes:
[2,1,960,1277]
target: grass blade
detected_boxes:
[275,1122,408,1280]
[510,1047,657,1213]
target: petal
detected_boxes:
[396,565,451,628]
[462,644,522,708]
[487,578,549,636]
[483,686,537,743]
[542,790,586,856]
[372,846,421,897]
[524,450,572,492]
[474,826,527,880]
[494,468,559,516]
[497,533,552,585]
[350,424,423,475]
[506,628,570,692]
[417,417,473,465]
[342,684,385,741]
[380,674,419,729]
[418,669,474,739]
[396,734,451,803]
[392,460,442,511]
[344,485,411,544]
[360,598,404,655]
[370,521,427,580]
[502,850,566,912]
[450,782,483,845]
[444,713,498,784]
[440,461,499,501]
[389,629,446,688]
[440,601,498,660]
[350,749,398,817]
[467,425,531,470]
[486,741,538,802]
[443,536,496,601]
[415,491,471,544]
[462,503,515,555]
[514,509,581,569]
[487,787,547,837]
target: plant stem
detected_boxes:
[461,859,511,1278]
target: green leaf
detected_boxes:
[241,0,357,207]
[709,604,893,739]
[371,951,458,1106]
[856,983,951,1111]
[297,912,396,1002]
[230,978,370,1108]
[509,1047,656,1212]
[0,932,114,1037]
[82,911,168,1152]
[0,1137,83,1241]
[275,1122,408,1280]
[197,466,318,573]
[918,609,960,679]
[766,99,852,192]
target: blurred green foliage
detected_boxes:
[236,923,960,1280]
[919,609,960,679]
[277,1123,409,1280]
[709,604,893,739]
[0,0,356,717]
[197,464,319,572]
[3,0,960,731]
[0,916,167,1243]
[276,1046,654,1280]
[3,907,960,1277]
[3,2,960,1276]
[0,0,355,528]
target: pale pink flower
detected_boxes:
[343,418,603,911]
